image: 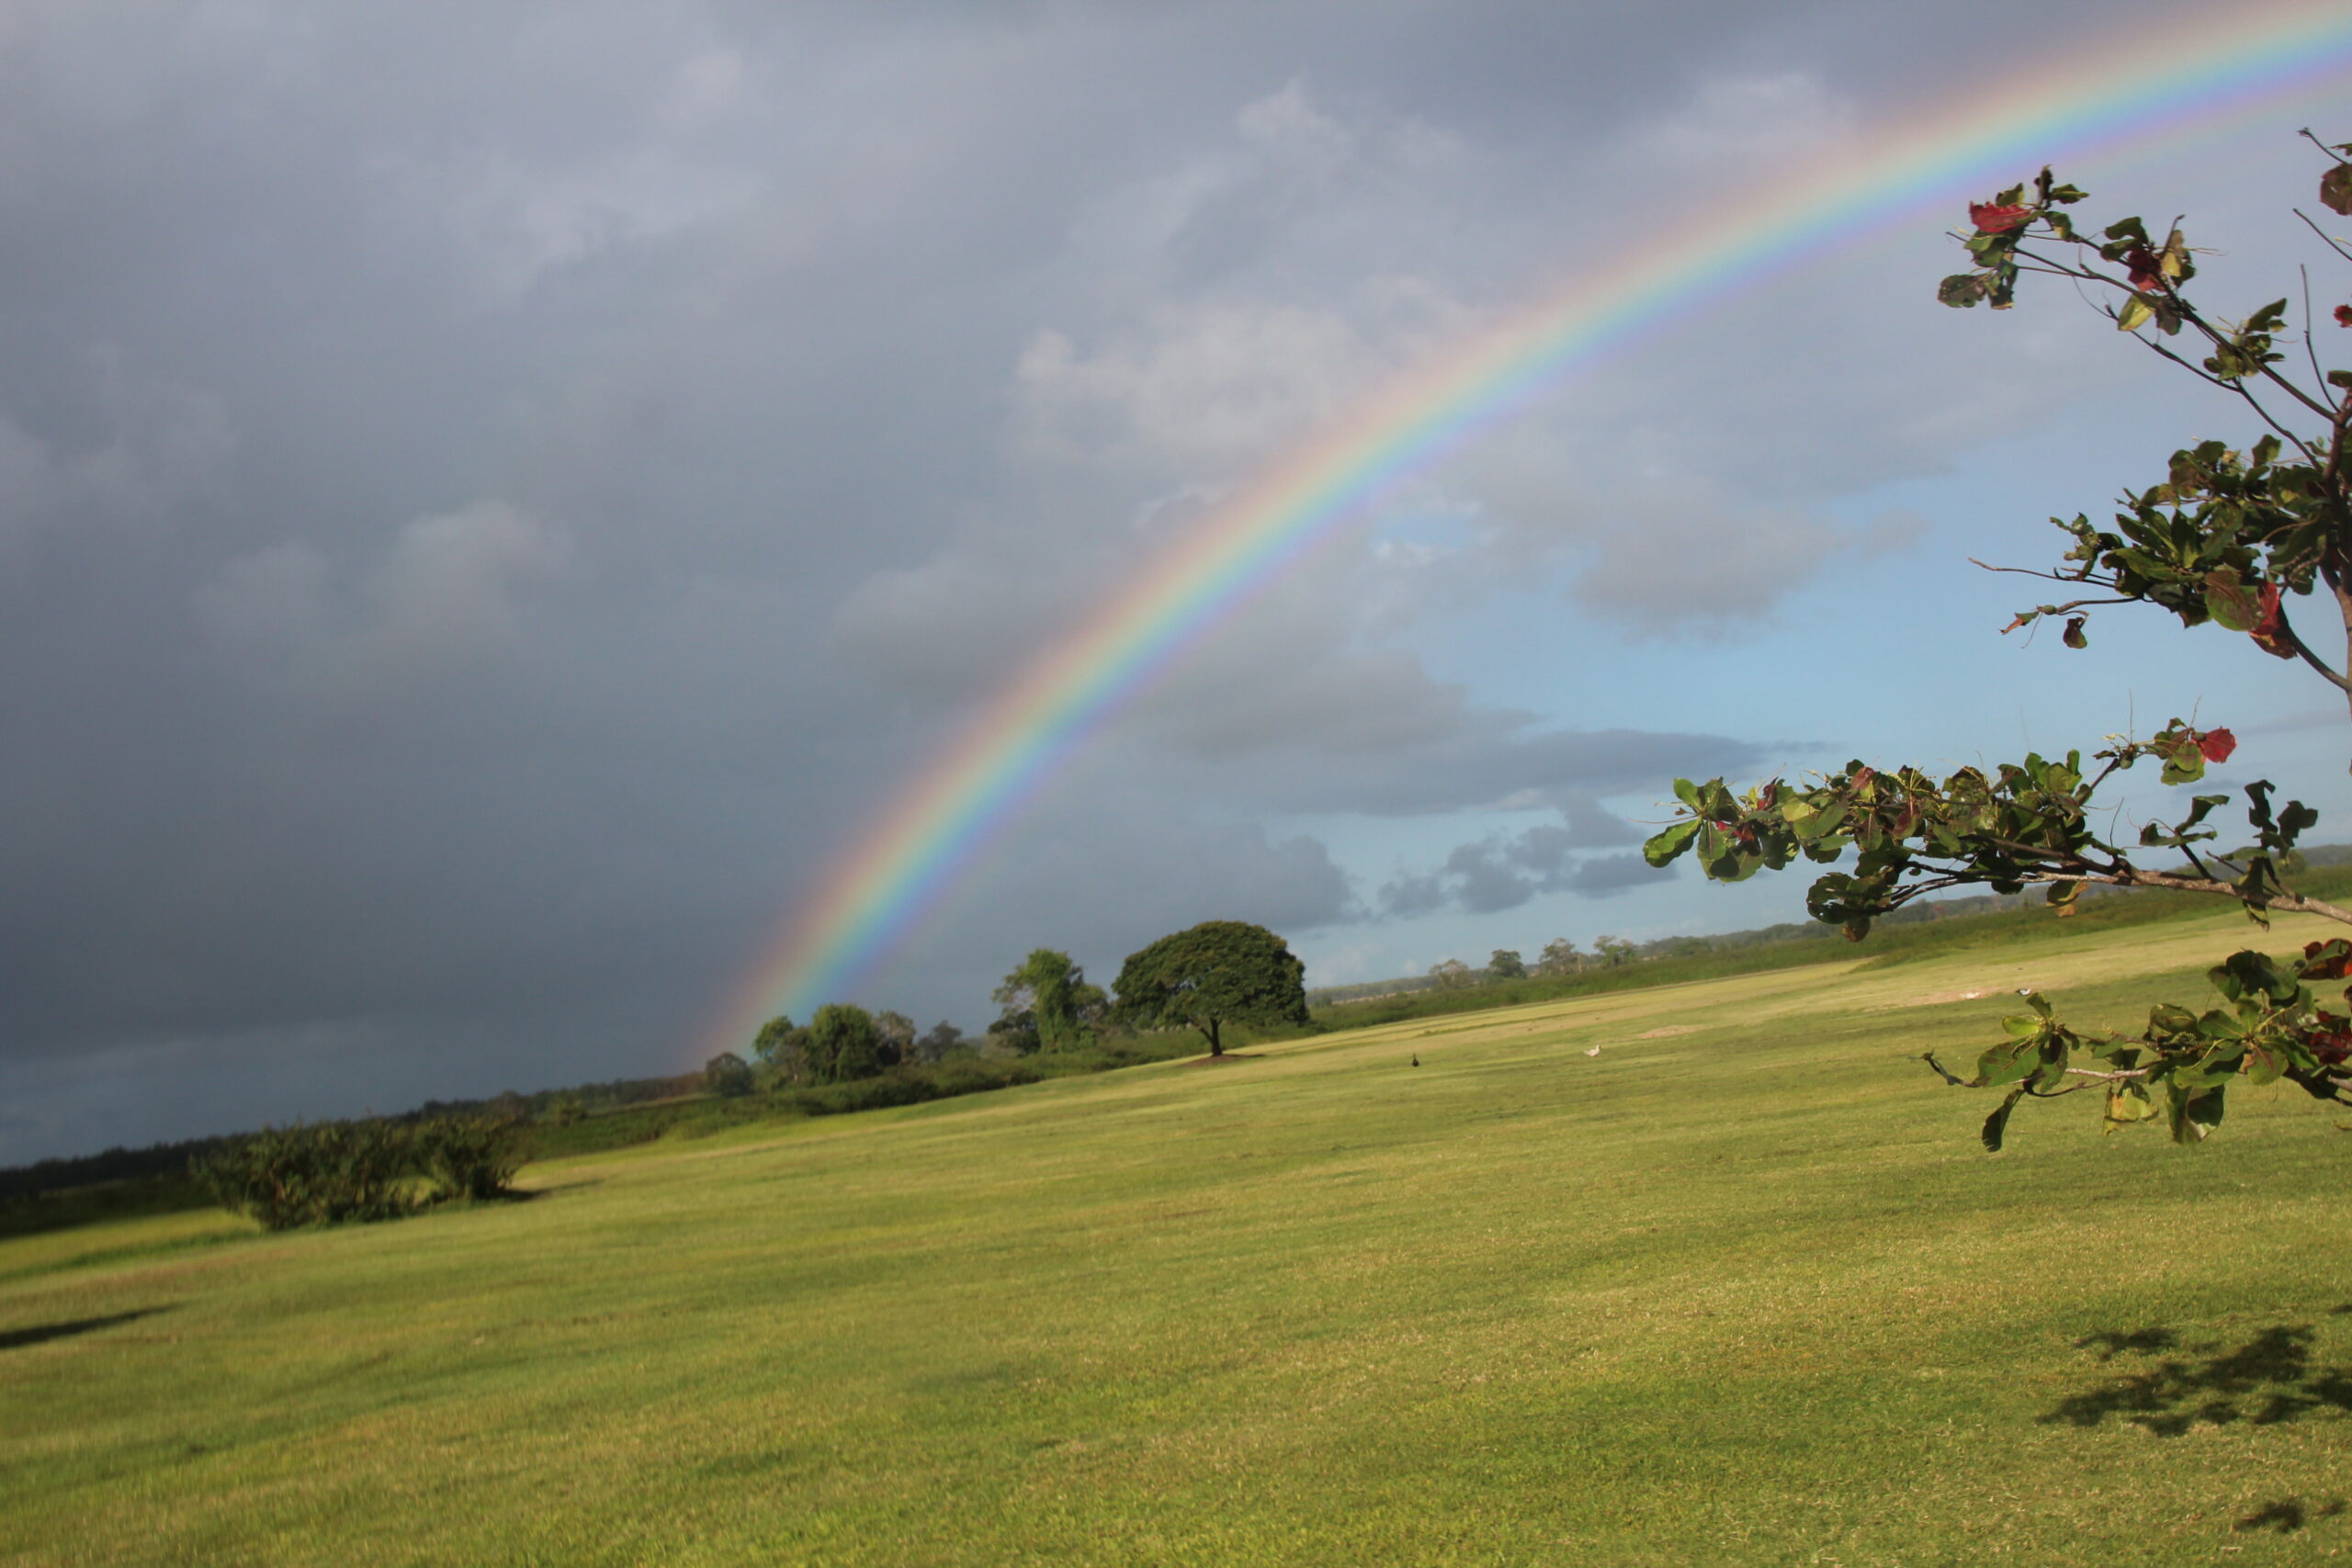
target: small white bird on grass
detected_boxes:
[1584,1044,1601,1057]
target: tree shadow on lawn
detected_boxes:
[0,1305,171,1352]
[2233,1497,2347,1535]
[2041,1314,2352,1437]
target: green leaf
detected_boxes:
[2116,295,2154,333]
[1980,1040,2035,1085]
[2243,1043,2287,1088]
[2102,1080,2157,1133]
[1642,819,1702,868]
[2202,569,2261,631]
[1938,273,1989,308]
[1982,1087,2027,1153]
[2166,1082,2225,1145]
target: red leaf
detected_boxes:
[2123,246,2164,293]
[2250,581,2298,660]
[2336,304,2352,328]
[2197,728,2236,764]
[1969,202,2031,234]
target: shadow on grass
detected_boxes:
[2235,1498,2347,1534]
[512,1178,602,1198]
[0,1306,171,1351]
[2041,1315,2352,1437]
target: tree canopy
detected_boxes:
[1112,920,1308,1055]
[803,1003,888,1085]
[994,949,1107,1055]
[1645,139,2352,1148]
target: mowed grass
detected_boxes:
[7,911,2352,1566]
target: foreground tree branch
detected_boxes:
[1648,141,2352,1148]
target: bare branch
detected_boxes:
[2293,205,2352,265]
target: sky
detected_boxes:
[5,0,2349,1163]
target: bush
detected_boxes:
[200,1114,524,1230]
[704,1051,755,1098]
[410,1115,526,1202]
[201,1120,419,1231]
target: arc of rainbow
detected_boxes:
[707,3,2352,1054]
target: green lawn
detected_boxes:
[6,908,2351,1565]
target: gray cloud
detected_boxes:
[1376,806,1665,917]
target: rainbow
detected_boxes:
[705,3,2352,1054]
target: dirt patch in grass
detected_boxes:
[1635,1025,1696,1039]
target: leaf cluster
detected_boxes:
[1937,145,2352,692]
[1643,720,2318,937]
[1925,943,2352,1151]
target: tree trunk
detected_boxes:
[1204,1018,1222,1056]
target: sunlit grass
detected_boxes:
[6,904,2351,1565]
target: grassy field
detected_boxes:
[7,907,2352,1565]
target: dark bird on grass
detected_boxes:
[1410,1054,1419,1067]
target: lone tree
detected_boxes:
[1645,138,2352,1148]
[803,1003,888,1084]
[1488,948,1528,981]
[1113,920,1308,1055]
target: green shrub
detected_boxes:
[200,1120,419,1231]
[409,1115,526,1202]
[703,1051,755,1098]
[200,1114,524,1230]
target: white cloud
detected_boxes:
[1011,281,1466,482]
[1621,70,1858,169]
[1568,479,1925,634]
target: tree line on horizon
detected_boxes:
[705,918,1312,1094]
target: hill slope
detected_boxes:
[7,906,2352,1565]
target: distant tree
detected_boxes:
[1487,948,1527,981]
[994,949,1106,1053]
[1593,935,1636,968]
[874,1010,916,1068]
[543,1094,586,1127]
[1114,920,1308,1055]
[987,1005,1041,1056]
[752,1014,808,1082]
[913,1020,967,1063]
[803,1004,887,1084]
[1427,958,1476,990]
[1534,938,1583,976]
[704,1051,754,1098]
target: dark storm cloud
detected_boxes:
[0,0,2177,1160]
